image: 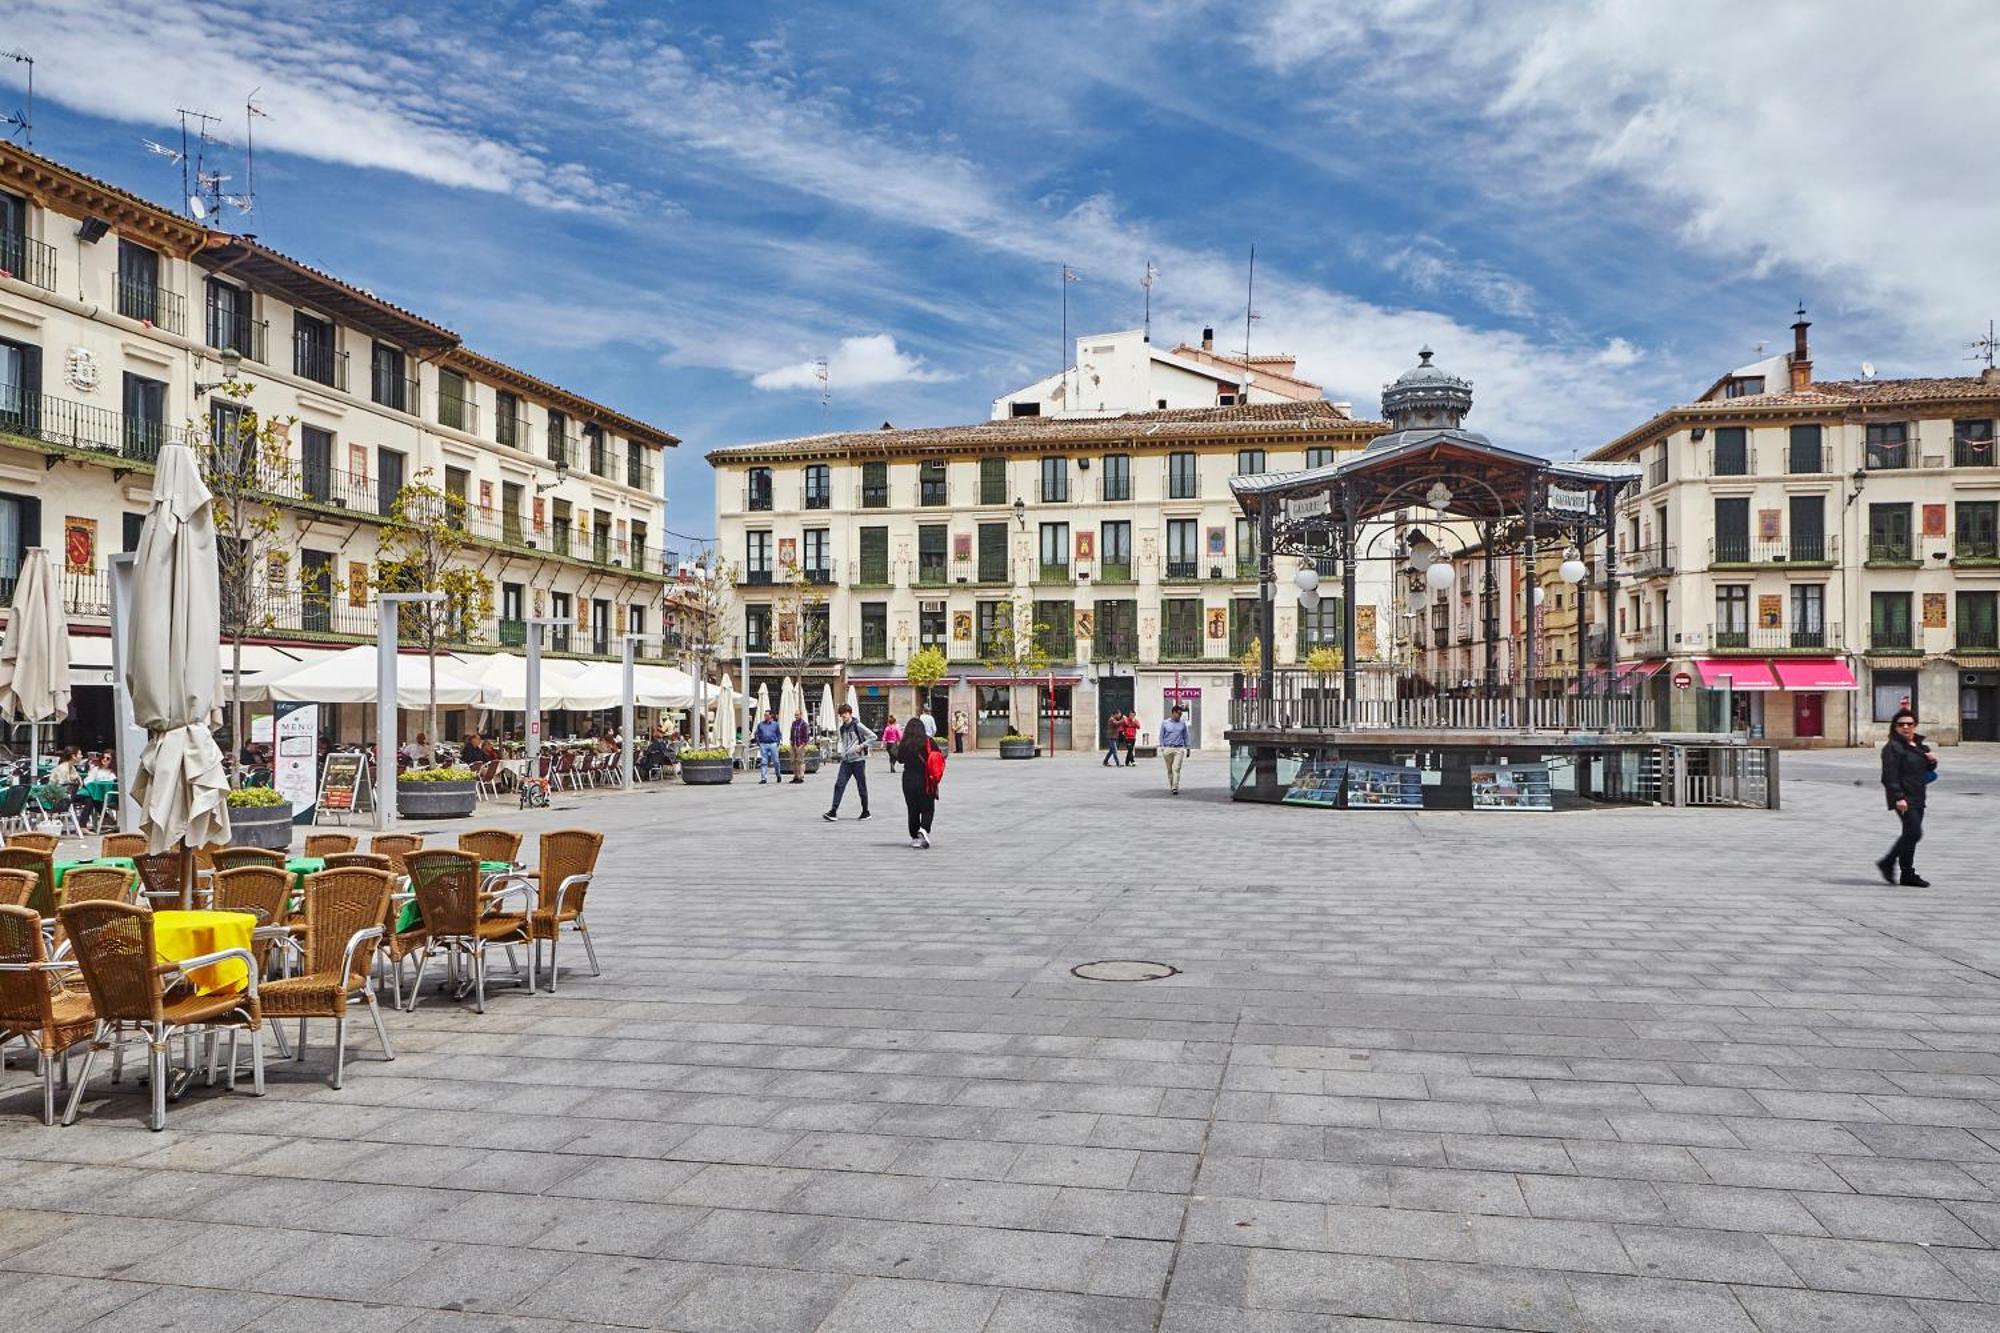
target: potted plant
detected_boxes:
[779,743,823,774]
[226,784,294,849]
[679,746,735,785]
[398,765,478,818]
[998,732,1038,760]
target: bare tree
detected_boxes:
[981,599,1051,734]
[364,468,494,746]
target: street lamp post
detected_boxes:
[375,591,446,831]
[523,615,573,785]
[620,632,647,788]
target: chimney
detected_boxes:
[1985,366,2000,386]
[1789,306,1813,392]
[1201,326,1214,352]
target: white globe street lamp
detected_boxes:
[1559,557,1587,585]
[1293,567,1319,592]
[1424,562,1456,592]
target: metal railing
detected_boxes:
[854,557,891,586]
[371,371,419,415]
[1617,544,1674,578]
[293,334,348,390]
[116,276,187,335]
[1095,630,1138,660]
[977,559,1009,584]
[1035,628,1075,660]
[495,410,531,450]
[857,482,889,508]
[436,388,479,434]
[916,559,948,586]
[1670,745,1777,808]
[548,430,579,470]
[803,484,832,510]
[1235,559,1260,580]
[0,388,191,463]
[1867,540,1916,563]
[1956,439,1999,468]
[1230,669,1660,734]
[1706,623,1839,652]
[1788,445,1831,474]
[1708,444,1752,477]
[1159,634,1208,661]
[1866,442,1912,471]
[1098,561,1133,583]
[744,483,774,512]
[1097,476,1132,502]
[0,233,56,291]
[1956,537,2000,562]
[1710,535,1835,564]
[1036,562,1070,583]
[803,567,835,586]
[1623,624,1667,658]
[1646,457,1668,489]
[1038,479,1070,503]
[1870,623,1915,650]
[205,302,267,363]
[59,567,110,617]
[1163,560,1200,581]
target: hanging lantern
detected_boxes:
[1298,586,1320,611]
[1533,586,1546,608]
[1293,567,1319,592]
[1408,544,1435,572]
[1424,562,1456,591]
[1559,557,1588,585]
[1404,586,1428,612]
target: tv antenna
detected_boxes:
[239,88,267,218]
[1239,244,1261,392]
[812,358,829,414]
[0,50,30,147]
[1969,320,1997,371]
[169,107,235,223]
[1140,260,1158,342]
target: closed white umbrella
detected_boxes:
[127,442,230,858]
[713,673,737,750]
[817,683,837,734]
[845,683,858,717]
[0,548,71,776]
[755,681,770,721]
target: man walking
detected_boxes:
[1877,708,1934,886]
[951,709,969,754]
[753,710,782,785]
[823,704,876,822]
[788,709,811,784]
[1159,703,1191,794]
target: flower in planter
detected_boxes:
[402,767,477,783]
[226,785,288,808]
[999,733,1036,743]
[678,747,733,761]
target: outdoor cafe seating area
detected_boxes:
[0,825,604,1131]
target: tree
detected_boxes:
[981,599,1051,734]
[365,468,494,747]
[1305,644,1343,675]
[666,550,734,742]
[906,645,947,719]
[765,558,829,696]
[1238,637,1263,676]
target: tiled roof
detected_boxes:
[448,348,679,449]
[705,399,1383,464]
[1591,372,2000,460]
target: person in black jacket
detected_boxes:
[897,716,938,849]
[1877,708,1934,887]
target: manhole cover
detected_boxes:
[1071,960,1178,982]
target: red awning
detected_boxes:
[1693,658,1780,690]
[1615,659,1665,680]
[1771,659,1859,691]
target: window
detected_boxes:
[1957,419,1997,468]
[579,423,604,476]
[0,491,37,599]
[371,343,410,412]
[1039,456,1068,503]
[210,402,251,481]
[917,603,944,649]
[1792,584,1825,647]
[0,190,33,289]
[436,369,471,431]
[1100,453,1130,502]
[977,522,1008,583]
[1161,598,1203,657]
[548,592,572,651]
[860,603,888,660]
[1958,501,1999,560]
[377,449,406,517]
[1100,521,1131,579]
[976,600,1006,655]
[550,500,573,556]
[979,457,1007,506]
[1723,376,1766,398]
[121,372,166,459]
[629,605,646,640]
[591,598,611,655]
[499,584,524,643]
[116,240,161,325]
[300,551,334,633]
[745,605,771,653]
[205,278,256,359]
[1714,585,1749,648]
[803,528,831,581]
[1235,518,1258,576]
[1960,592,1999,649]
[1788,423,1824,473]
[293,312,338,387]
[1236,449,1266,476]
[745,530,772,583]
[1712,426,1748,476]
[500,480,523,544]
[443,466,469,521]
[1009,401,1040,417]
[1789,494,1825,561]
[1038,522,1069,579]
[803,464,831,510]
[546,409,571,467]
[1166,518,1198,578]
[1871,591,1913,649]
[1297,598,1342,654]
[1168,451,1198,499]
[1034,600,1073,658]
[1096,599,1137,658]
[123,512,145,552]
[862,461,889,508]
[1868,504,1912,562]
[1866,421,1910,470]
[917,524,947,584]
[1712,497,1749,563]
[299,425,333,504]
[858,527,889,585]
[747,466,773,512]
[1872,669,1918,722]
[0,336,39,432]
[919,459,948,506]
[1229,597,1259,658]
[496,390,522,447]
[1305,446,1336,470]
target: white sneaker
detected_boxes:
[917,828,931,848]
[910,838,924,848]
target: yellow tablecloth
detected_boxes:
[153,910,255,996]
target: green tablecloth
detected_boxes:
[395,861,516,933]
[286,856,325,891]
[81,779,117,804]
[53,856,137,888]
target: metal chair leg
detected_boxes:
[546,935,559,993]
[148,1040,168,1132]
[250,1026,264,1096]
[366,993,394,1060]
[296,1017,308,1062]
[331,1014,348,1090]
[61,1027,102,1126]
[270,1017,291,1060]
[40,1049,56,1126]
[473,944,486,1014]
[406,944,435,1012]
[579,922,601,977]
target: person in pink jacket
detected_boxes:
[881,719,904,772]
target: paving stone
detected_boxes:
[1615,1223,1802,1286]
[1564,1272,1759,1332]
[1767,1235,1977,1299]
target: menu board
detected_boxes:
[273,702,319,824]
[1345,762,1425,810]
[316,752,370,822]
[1470,763,1554,812]
[1282,759,1347,808]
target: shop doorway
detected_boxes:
[1096,676,1133,748]
[1037,683,1073,750]
[1963,673,1999,742]
[1793,692,1824,740]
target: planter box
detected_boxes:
[1133,745,1159,759]
[998,740,1037,760]
[681,759,735,785]
[398,780,477,819]
[227,801,294,849]
[804,754,822,774]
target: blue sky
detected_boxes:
[6,1,1996,540]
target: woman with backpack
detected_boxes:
[897,714,941,848]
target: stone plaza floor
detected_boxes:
[2,744,1998,1331]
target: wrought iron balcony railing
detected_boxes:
[205,301,267,364]
[0,232,56,291]
[117,277,187,335]
[293,333,348,390]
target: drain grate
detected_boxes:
[1070,960,1178,982]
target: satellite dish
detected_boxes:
[188,194,207,220]
[1860,361,1876,379]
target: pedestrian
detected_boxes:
[788,710,810,784]
[1159,703,1191,795]
[1877,708,1936,887]
[1120,711,1140,767]
[1102,712,1124,767]
[951,709,969,754]
[822,704,876,822]
[752,710,782,785]
[898,714,940,848]
[882,718,903,772]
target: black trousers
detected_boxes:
[1888,803,1925,874]
[829,759,868,814]
[903,772,935,839]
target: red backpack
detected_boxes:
[924,739,947,796]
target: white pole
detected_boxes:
[525,623,542,777]
[375,602,398,832]
[620,634,638,787]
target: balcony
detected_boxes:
[495,411,530,450]
[919,481,950,507]
[1709,535,1836,566]
[1707,445,1752,477]
[205,303,268,364]
[371,371,419,415]
[1866,442,1912,471]
[1646,457,1668,489]
[857,482,889,508]
[1955,537,2000,565]
[1707,623,1841,653]
[744,569,774,586]
[1036,630,1076,661]
[1097,477,1133,502]
[1956,438,1999,468]
[1788,445,1832,474]
[1866,540,1918,566]
[1036,562,1070,584]
[1095,631,1138,661]
[293,334,348,390]
[497,619,526,647]
[1235,559,1259,580]
[624,458,658,494]
[1163,560,1200,582]
[856,634,890,664]
[803,486,832,511]
[976,560,1009,584]
[853,558,891,586]
[586,438,609,478]
[1870,623,1916,652]
[1038,480,1070,504]
[0,232,56,291]
[0,388,192,463]
[744,483,774,513]
[1623,624,1668,659]
[548,431,580,471]
[436,388,480,434]
[1097,561,1133,584]
[116,276,187,335]
[803,566,835,586]
[1158,634,1208,661]
[916,559,948,587]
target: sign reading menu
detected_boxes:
[316,752,369,823]
[273,702,320,824]
[1345,762,1424,810]
[1470,763,1554,812]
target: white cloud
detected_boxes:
[753,334,953,392]
[1595,337,1643,368]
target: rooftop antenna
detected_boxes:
[1240,244,1260,395]
[171,107,225,221]
[0,50,30,147]
[1968,319,1998,371]
[240,88,268,218]
[812,358,829,415]
[1061,264,1080,407]
[1140,260,1158,343]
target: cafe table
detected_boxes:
[153,909,255,994]
[53,855,138,888]
[80,778,118,805]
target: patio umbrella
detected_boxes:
[0,548,71,776]
[714,672,738,750]
[127,442,231,862]
[253,644,498,708]
[845,683,858,716]
[817,684,837,734]
[755,681,770,721]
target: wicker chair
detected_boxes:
[100,833,149,859]
[324,852,393,872]
[303,833,357,857]
[0,905,94,1124]
[403,849,533,1013]
[509,829,603,993]
[210,847,286,873]
[57,899,264,1130]
[134,848,193,908]
[0,847,56,919]
[0,869,36,909]
[456,830,523,865]
[210,867,296,977]
[258,869,393,1089]
[57,866,140,909]
[6,831,60,855]
[368,834,424,877]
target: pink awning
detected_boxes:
[1615,659,1664,680]
[1693,658,1780,690]
[1771,659,1859,691]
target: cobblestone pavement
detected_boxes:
[3,745,1998,1331]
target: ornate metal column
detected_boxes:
[1600,480,1620,678]
[1340,484,1358,710]
[1257,504,1276,710]
[1522,480,1539,701]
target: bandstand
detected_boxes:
[1226,350,1777,810]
